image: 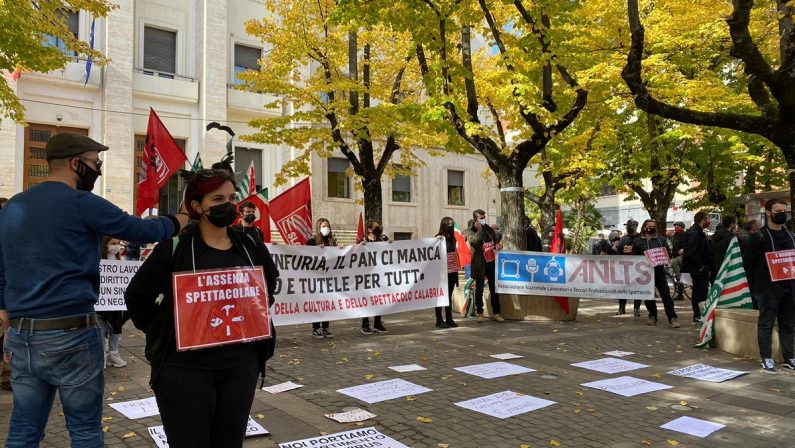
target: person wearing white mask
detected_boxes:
[97,238,129,368]
[467,209,504,322]
[305,218,343,338]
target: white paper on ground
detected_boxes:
[661,416,726,438]
[262,381,304,394]
[148,416,268,447]
[279,427,409,448]
[454,391,556,419]
[571,358,649,374]
[388,364,427,373]
[667,364,748,383]
[581,376,673,397]
[337,378,432,404]
[489,353,524,360]
[109,397,160,419]
[453,362,536,379]
[324,409,377,423]
[602,351,635,358]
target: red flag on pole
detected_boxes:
[550,208,570,313]
[269,178,313,245]
[454,222,472,267]
[136,108,188,215]
[356,211,365,242]
[248,162,256,197]
[239,188,270,242]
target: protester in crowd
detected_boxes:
[306,218,343,338]
[711,215,737,282]
[467,209,504,322]
[0,133,190,447]
[616,219,642,316]
[98,237,130,368]
[739,220,760,246]
[232,201,266,241]
[360,219,389,334]
[592,233,606,255]
[632,219,679,327]
[682,211,713,323]
[670,222,687,300]
[125,169,279,446]
[598,231,620,255]
[741,199,795,374]
[524,215,543,252]
[435,217,461,329]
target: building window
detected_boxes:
[327,158,350,199]
[234,147,263,192]
[24,125,88,190]
[392,170,412,202]
[598,182,616,197]
[393,232,413,241]
[447,170,465,206]
[134,135,186,214]
[143,26,176,78]
[44,10,79,57]
[233,44,261,85]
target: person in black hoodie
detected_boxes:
[359,219,389,335]
[711,215,737,283]
[306,218,343,338]
[682,211,712,323]
[523,215,543,252]
[617,219,642,315]
[435,217,460,328]
[632,219,679,327]
[742,199,795,374]
[125,169,279,448]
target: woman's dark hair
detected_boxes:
[437,217,455,242]
[313,218,336,246]
[366,219,382,230]
[183,169,238,220]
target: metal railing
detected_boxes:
[134,67,197,82]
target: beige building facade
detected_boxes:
[0,0,501,240]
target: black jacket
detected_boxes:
[632,235,671,275]
[617,232,641,254]
[711,228,734,272]
[682,224,711,274]
[671,231,686,257]
[742,226,795,303]
[125,225,279,385]
[525,226,542,252]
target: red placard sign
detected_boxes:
[766,249,795,282]
[172,267,272,351]
[644,247,670,267]
[447,252,461,273]
[483,241,496,263]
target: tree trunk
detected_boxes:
[537,193,557,247]
[498,169,526,251]
[361,175,383,225]
[651,206,668,236]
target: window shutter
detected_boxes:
[328,158,349,173]
[234,45,261,71]
[144,27,177,73]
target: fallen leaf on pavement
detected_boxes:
[646,406,657,411]
[117,386,125,392]
[642,440,652,446]
[256,414,265,419]
[405,396,416,401]
[101,417,113,421]
[102,426,109,433]
[375,352,382,356]
[416,416,433,423]
[520,445,530,448]
[575,392,583,396]
[667,440,679,446]
[122,432,136,439]
[110,392,117,396]
[679,401,687,406]
[365,374,375,380]
[338,357,349,364]
[421,356,429,362]
[652,373,661,378]
[550,440,560,446]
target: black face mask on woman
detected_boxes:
[204,202,237,228]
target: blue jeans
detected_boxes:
[3,323,104,448]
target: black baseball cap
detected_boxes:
[624,219,638,227]
[45,133,109,161]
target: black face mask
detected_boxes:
[204,202,237,228]
[372,227,383,236]
[446,224,454,234]
[75,159,100,192]
[645,228,656,235]
[243,214,256,224]
[772,212,788,225]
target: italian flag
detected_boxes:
[695,237,753,348]
[236,160,256,201]
[453,223,472,267]
[238,188,271,243]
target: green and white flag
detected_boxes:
[695,236,753,348]
[191,153,203,171]
[236,160,256,201]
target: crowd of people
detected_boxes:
[0,132,794,446]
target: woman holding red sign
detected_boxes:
[467,209,503,323]
[631,219,678,328]
[125,169,279,448]
[434,217,460,328]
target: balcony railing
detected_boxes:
[135,67,197,82]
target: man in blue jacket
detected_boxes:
[0,133,189,447]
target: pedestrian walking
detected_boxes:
[359,219,389,334]
[125,169,279,447]
[632,219,679,327]
[682,211,713,323]
[306,218,343,338]
[467,209,504,322]
[0,133,189,447]
[98,237,130,368]
[617,219,642,315]
[434,217,460,328]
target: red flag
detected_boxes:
[270,178,312,245]
[248,162,256,197]
[454,222,472,267]
[11,68,22,81]
[136,109,187,215]
[550,208,570,313]
[239,188,270,243]
[356,211,365,242]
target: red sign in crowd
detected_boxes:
[172,267,272,351]
[644,247,670,267]
[766,249,795,282]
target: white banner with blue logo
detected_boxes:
[495,251,655,301]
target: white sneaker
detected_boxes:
[107,351,127,368]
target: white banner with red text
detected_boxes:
[268,238,448,326]
[495,251,655,301]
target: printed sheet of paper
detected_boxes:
[388,364,427,373]
[324,409,377,423]
[602,351,635,358]
[489,353,524,360]
[454,391,555,419]
[661,416,726,438]
[149,416,268,447]
[279,427,409,448]
[262,381,304,394]
[571,358,648,374]
[667,364,748,383]
[109,397,160,419]
[337,378,432,404]
[454,362,536,379]
[581,376,672,397]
